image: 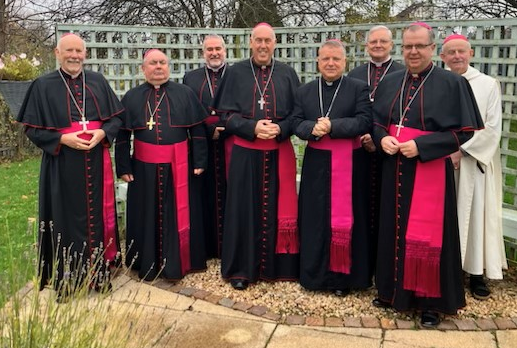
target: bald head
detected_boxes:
[57,33,86,51]
[250,24,276,66]
[142,49,170,86]
[55,33,86,77]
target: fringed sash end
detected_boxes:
[276,219,299,254]
[329,228,352,274]
[403,242,441,298]
[179,227,191,275]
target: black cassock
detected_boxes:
[17,69,124,290]
[347,59,406,100]
[183,64,228,258]
[347,59,405,279]
[372,64,483,314]
[292,76,372,291]
[115,81,207,281]
[213,58,301,283]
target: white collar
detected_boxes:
[206,63,226,73]
[370,57,392,68]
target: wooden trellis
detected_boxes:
[56,19,517,213]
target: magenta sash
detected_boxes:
[58,121,118,262]
[234,136,299,254]
[308,136,360,274]
[133,139,191,275]
[389,124,445,298]
[205,115,219,125]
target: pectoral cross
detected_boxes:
[79,117,89,131]
[395,123,404,137]
[146,117,156,131]
[258,97,266,110]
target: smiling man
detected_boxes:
[440,34,507,301]
[348,25,405,102]
[17,33,124,300]
[183,34,229,259]
[371,23,484,327]
[213,23,301,290]
[292,39,372,297]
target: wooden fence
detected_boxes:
[56,20,517,225]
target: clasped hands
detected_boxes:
[311,117,331,138]
[60,129,106,151]
[381,136,419,158]
[255,119,280,139]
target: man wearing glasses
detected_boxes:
[348,25,405,102]
[371,22,483,327]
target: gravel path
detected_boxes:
[177,259,517,321]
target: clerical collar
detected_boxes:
[59,68,82,79]
[146,80,169,89]
[409,62,434,78]
[370,57,392,68]
[323,79,338,87]
[396,64,435,137]
[206,63,226,73]
[251,58,273,69]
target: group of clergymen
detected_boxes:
[16,20,506,328]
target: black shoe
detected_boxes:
[334,289,350,297]
[372,298,391,308]
[421,311,441,328]
[230,279,248,290]
[470,275,490,300]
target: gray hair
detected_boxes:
[366,25,393,42]
[318,40,346,57]
[203,34,226,50]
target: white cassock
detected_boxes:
[455,66,508,279]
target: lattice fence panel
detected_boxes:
[56,19,517,209]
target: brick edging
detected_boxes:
[144,275,517,331]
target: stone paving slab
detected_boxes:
[96,304,182,348]
[267,326,381,348]
[384,329,496,348]
[160,280,517,333]
[309,326,383,340]
[9,277,517,348]
[152,310,276,348]
[497,330,517,348]
[110,276,195,310]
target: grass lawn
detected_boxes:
[0,157,40,294]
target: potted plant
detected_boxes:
[0,53,42,117]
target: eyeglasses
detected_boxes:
[401,43,433,51]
